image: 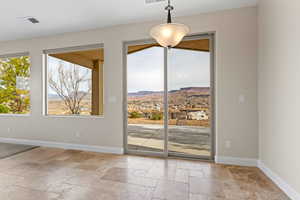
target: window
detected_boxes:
[44,45,104,116]
[0,53,31,115]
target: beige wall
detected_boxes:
[258,0,300,194]
[0,7,258,159]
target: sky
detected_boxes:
[47,46,211,95]
[47,56,91,95]
[127,47,210,93]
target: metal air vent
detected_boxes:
[27,17,39,24]
[145,0,165,4]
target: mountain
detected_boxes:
[48,92,91,100]
[128,87,210,97]
[128,91,163,97]
[48,93,60,100]
[169,87,210,93]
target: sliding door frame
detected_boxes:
[123,33,215,160]
[123,38,167,158]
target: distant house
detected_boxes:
[154,104,161,110]
[187,111,208,120]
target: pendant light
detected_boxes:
[150,0,190,48]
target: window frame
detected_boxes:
[43,44,105,118]
[0,52,31,117]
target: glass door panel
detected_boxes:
[167,39,212,158]
[125,36,214,159]
[126,44,165,153]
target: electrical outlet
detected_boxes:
[225,140,231,149]
[238,94,245,104]
[7,128,11,133]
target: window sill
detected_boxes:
[0,114,31,117]
[43,115,104,119]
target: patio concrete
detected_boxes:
[128,124,211,156]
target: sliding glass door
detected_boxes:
[124,34,214,159]
[126,44,166,154]
[168,39,212,158]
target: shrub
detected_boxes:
[129,111,143,118]
[0,104,10,113]
[150,112,163,120]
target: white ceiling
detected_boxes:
[0,0,257,41]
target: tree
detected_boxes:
[0,56,30,114]
[48,62,91,115]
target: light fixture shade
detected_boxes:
[150,23,190,48]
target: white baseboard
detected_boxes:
[0,137,124,155]
[215,156,258,167]
[258,160,300,200]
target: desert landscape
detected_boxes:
[48,95,92,116]
[127,87,211,156]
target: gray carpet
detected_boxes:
[0,143,37,159]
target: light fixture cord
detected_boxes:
[166,0,174,23]
[166,0,173,49]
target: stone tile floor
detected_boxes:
[0,147,290,200]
